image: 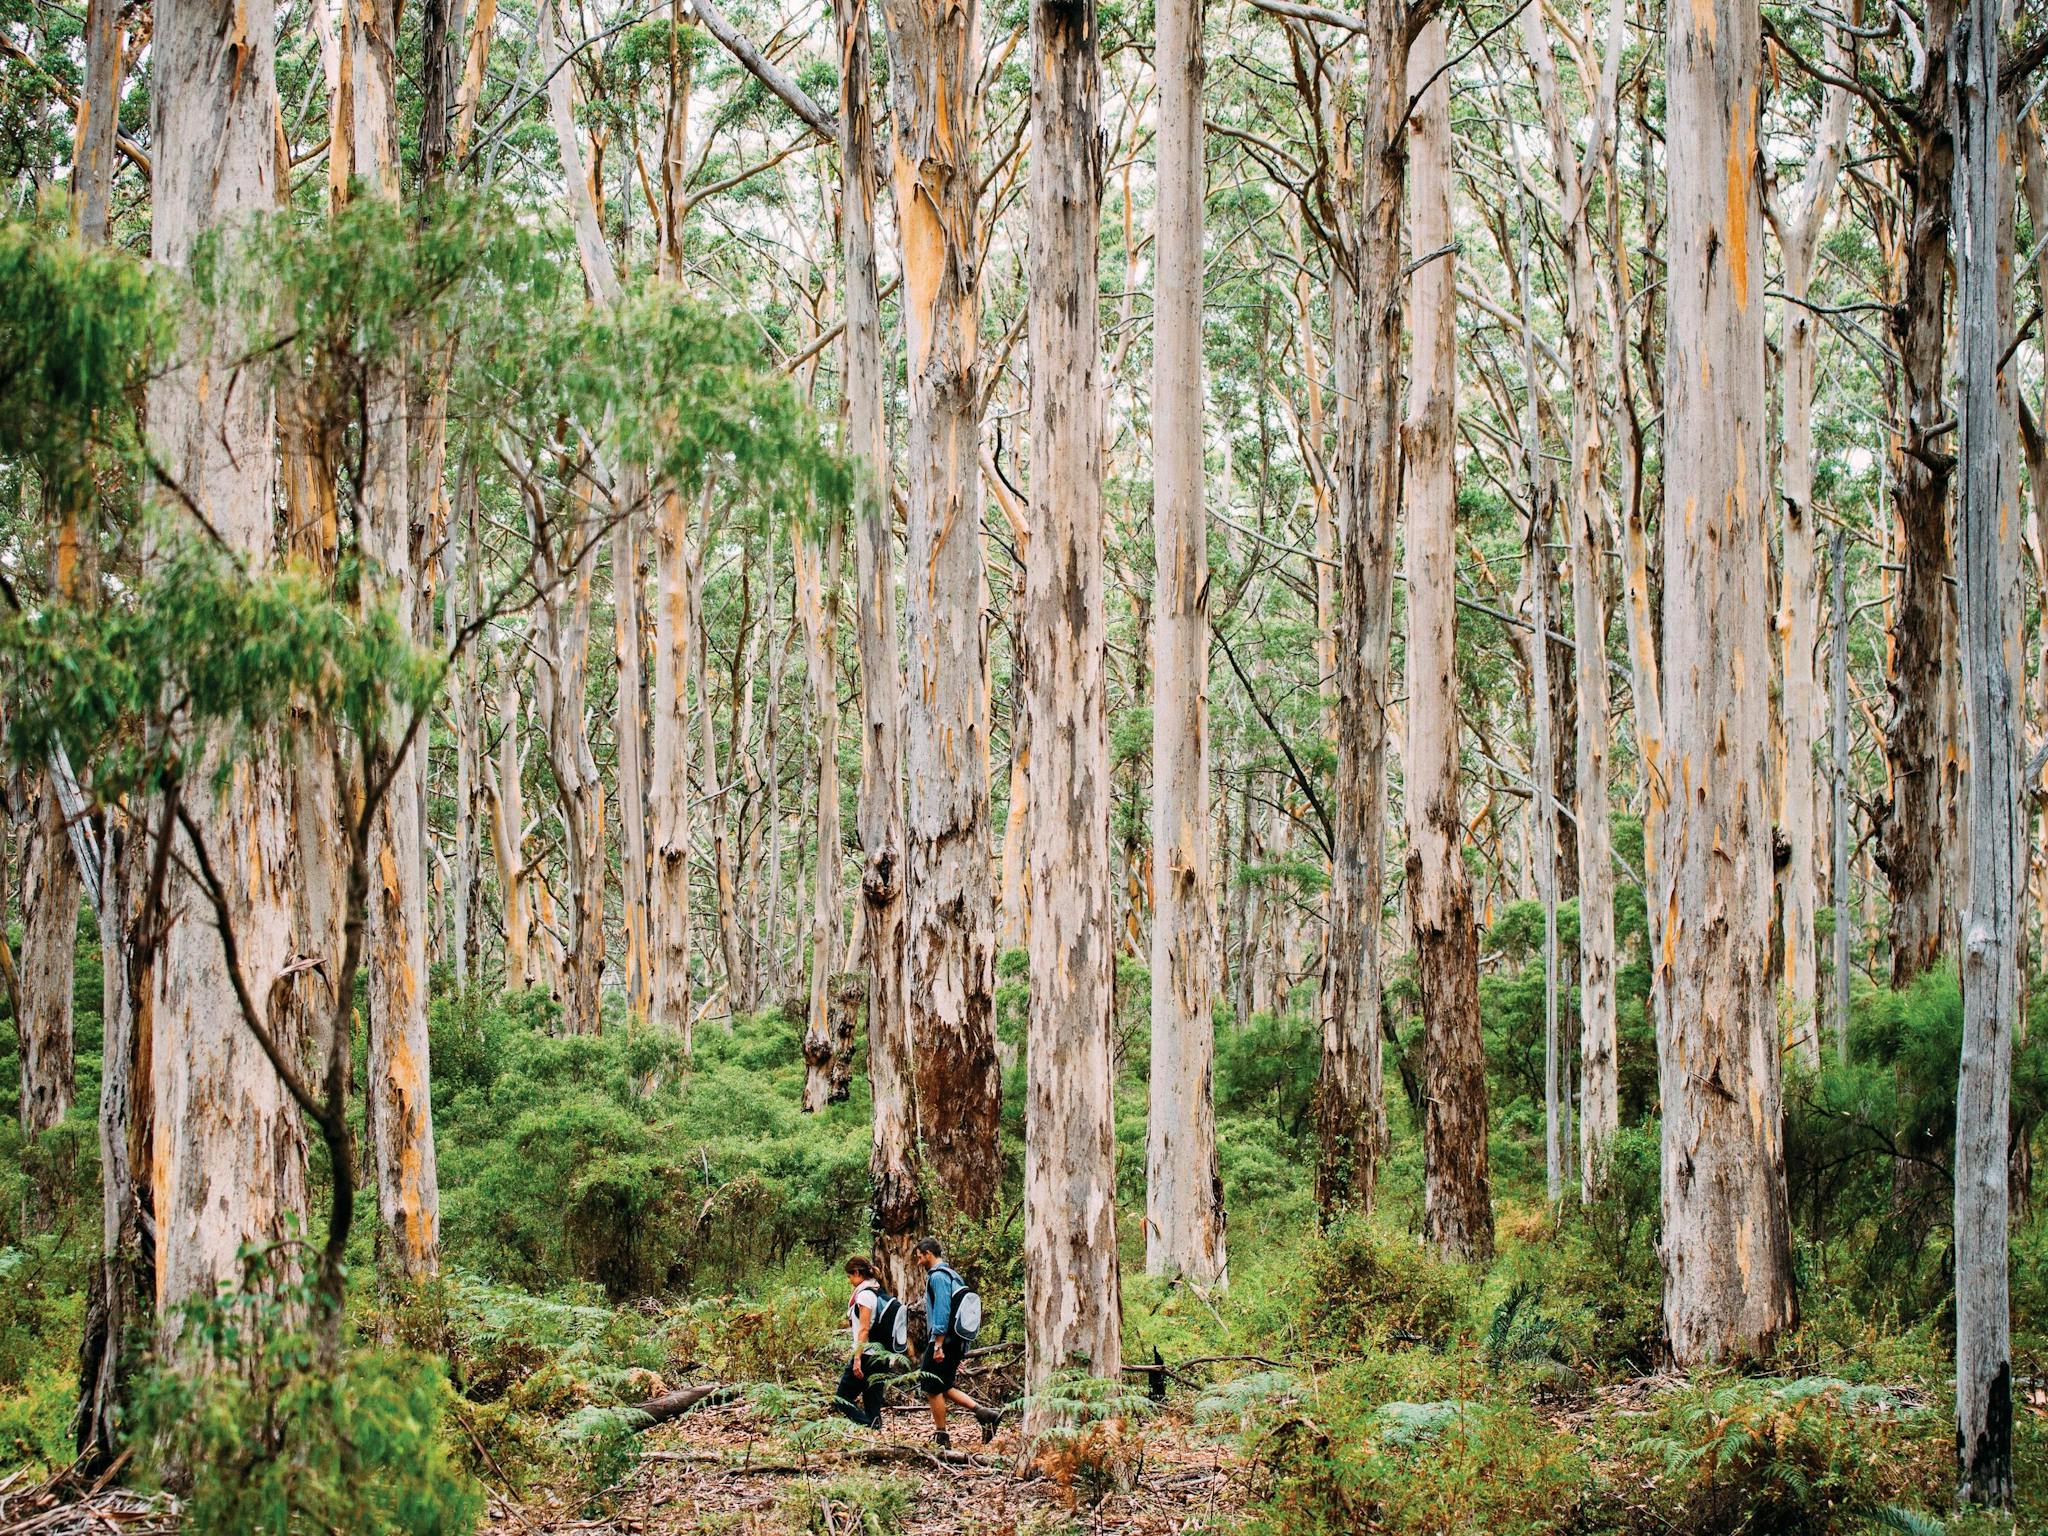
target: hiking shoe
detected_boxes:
[934,1430,951,1451]
[977,1407,1001,1444]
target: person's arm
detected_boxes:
[927,1271,954,1354]
[852,1293,874,1375]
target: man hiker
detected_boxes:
[913,1237,1001,1447]
[834,1255,890,1427]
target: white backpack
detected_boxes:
[933,1263,984,1345]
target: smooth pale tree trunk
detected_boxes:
[17,786,77,1136]
[987,466,1030,960]
[751,549,783,1003]
[1022,0,1121,1419]
[1765,21,1850,1068]
[1507,143,1565,1203]
[998,721,1030,953]
[616,501,653,1025]
[649,40,697,1050]
[697,549,750,1019]
[1144,0,1226,1286]
[68,0,122,241]
[651,486,698,1050]
[2021,114,2048,984]
[842,0,922,1300]
[1950,0,2017,1500]
[1316,11,1403,1223]
[530,484,608,1033]
[1658,0,1796,1363]
[878,0,1003,1221]
[149,0,311,1343]
[67,16,134,1451]
[1878,5,1956,988]
[448,484,484,983]
[345,0,439,1283]
[485,647,541,989]
[1530,535,1565,1209]
[1519,0,1626,1188]
[797,513,849,1110]
[1829,531,1853,1056]
[1404,17,1490,1264]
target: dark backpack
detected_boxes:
[931,1263,983,1346]
[871,1289,909,1354]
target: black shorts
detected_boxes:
[918,1336,961,1396]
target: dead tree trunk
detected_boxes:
[1949,0,2017,1500]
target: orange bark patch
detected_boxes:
[1725,93,1756,312]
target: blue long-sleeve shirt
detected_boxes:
[925,1264,959,1336]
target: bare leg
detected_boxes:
[927,1394,948,1432]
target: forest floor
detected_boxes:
[482,1392,1250,1536]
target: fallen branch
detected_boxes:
[625,1383,737,1429]
[643,1443,998,1473]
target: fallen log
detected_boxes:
[625,1383,738,1430]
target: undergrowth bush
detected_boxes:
[432,994,871,1299]
[1615,1374,1950,1536]
[1302,1218,1466,1350]
[1244,1390,1591,1536]
[1029,1371,1157,1507]
[788,1471,914,1536]
[134,1274,484,1536]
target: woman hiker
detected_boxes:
[834,1255,890,1427]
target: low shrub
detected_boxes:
[789,1472,914,1536]
[133,1278,485,1536]
[1302,1218,1466,1351]
[1615,1374,1950,1536]
[1029,1371,1157,1507]
[1243,1393,1592,1535]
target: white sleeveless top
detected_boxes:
[848,1280,880,1348]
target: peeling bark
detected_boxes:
[345,0,440,1282]
[148,0,310,1340]
[1657,0,1796,1364]
[1315,1,1404,1223]
[1950,0,2017,1499]
[1145,0,1226,1287]
[1877,1,1958,988]
[1404,17,1491,1264]
[16,780,78,1137]
[878,0,1002,1221]
[1022,0,1122,1419]
[844,0,922,1296]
